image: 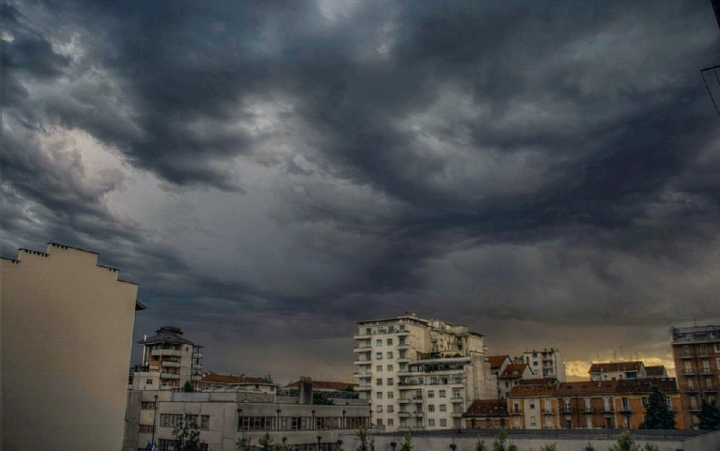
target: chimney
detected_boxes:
[299,377,313,405]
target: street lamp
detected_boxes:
[390,440,397,451]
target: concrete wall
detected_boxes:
[340,430,720,451]
[2,244,140,451]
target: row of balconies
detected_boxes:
[353,330,410,339]
[685,385,716,393]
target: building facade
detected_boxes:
[353,313,494,432]
[589,361,647,381]
[124,383,370,451]
[505,378,683,430]
[2,243,143,451]
[671,324,720,429]
[521,348,567,382]
[133,326,204,390]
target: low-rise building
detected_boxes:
[521,348,567,382]
[462,399,509,429]
[504,378,683,430]
[645,365,669,378]
[589,361,647,381]
[486,355,512,399]
[124,378,370,451]
[133,326,204,390]
[498,363,534,399]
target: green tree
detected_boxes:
[258,432,274,451]
[494,429,516,451]
[236,437,252,451]
[540,443,557,451]
[474,437,488,451]
[355,424,374,451]
[182,381,195,392]
[313,391,335,405]
[607,430,640,451]
[172,414,204,451]
[697,399,720,430]
[639,386,675,429]
[399,433,413,451]
[643,444,659,451]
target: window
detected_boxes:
[440,404,447,412]
[641,397,648,406]
[529,401,535,409]
[159,439,208,451]
[429,404,435,412]
[200,415,209,430]
[530,416,536,426]
[701,344,708,356]
[440,419,447,427]
[387,351,394,359]
[683,345,691,357]
[387,378,394,386]
[376,378,383,386]
[439,390,446,398]
[146,379,154,385]
[376,352,383,360]
[428,390,435,398]
[139,424,154,433]
[387,365,394,372]
[376,392,383,399]
[376,339,382,347]
[239,416,275,431]
[377,365,383,372]
[399,337,407,345]
[387,405,394,413]
[376,406,383,413]
[387,339,393,346]
[685,361,693,373]
[717,358,720,370]
[387,392,394,399]
[376,419,383,427]
[715,343,720,353]
[388,418,394,427]
[141,402,156,410]
[429,419,436,427]
[703,360,711,373]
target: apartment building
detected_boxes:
[124,379,369,451]
[353,313,494,432]
[589,361,647,381]
[2,243,143,451]
[521,348,567,382]
[671,324,720,429]
[486,355,512,399]
[505,378,682,430]
[133,326,204,389]
[463,399,509,429]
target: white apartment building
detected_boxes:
[133,326,204,390]
[353,314,494,432]
[522,348,567,382]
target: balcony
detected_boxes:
[353,358,372,365]
[398,398,411,404]
[701,368,713,375]
[192,363,203,370]
[152,349,182,357]
[412,395,424,401]
[398,411,410,418]
[704,385,716,393]
[193,352,203,359]
[353,346,371,353]
[583,407,594,414]
[160,373,180,380]
[161,361,181,368]
[451,398,464,404]
[356,385,371,391]
[602,407,614,414]
[354,372,372,379]
[619,406,633,414]
[681,353,694,359]
[510,409,523,416]
[191,375,202,381]
[413,412,424,417]
[543,409,554,415]
[686,386,698,394]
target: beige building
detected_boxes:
[133,326,204,390]
[589,361,647,381]
[124,380,370,451]
[1,243,143,451]
[353,313,494,432]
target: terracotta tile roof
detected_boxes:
[464,399,509,417]
[519,378,557,385]
[615,378,678,394]
[201,371,270,385]
[486,355,510,370]
[645,365,667,377]
[508,383,559,398]
[500,363,530,379]
[588,361,643,374]
[283,380,358,391]
[555,380,620,396]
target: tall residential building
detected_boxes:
[521,348,567,382]
[133,326,204,389]
[1,243,143,451]
[671,324,720,429]
[353,314,494,432]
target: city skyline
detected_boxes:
[4,1,720,385]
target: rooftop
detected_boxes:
[589,361,643,373]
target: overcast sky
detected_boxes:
[4,0,720,384]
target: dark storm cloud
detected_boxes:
[4,0,720,379]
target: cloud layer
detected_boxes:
[4,0,720,382]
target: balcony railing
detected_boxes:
[161,361,181,368]
[192,352,203,359]
[620,406,633,414]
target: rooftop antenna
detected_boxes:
[620,346,623,360]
